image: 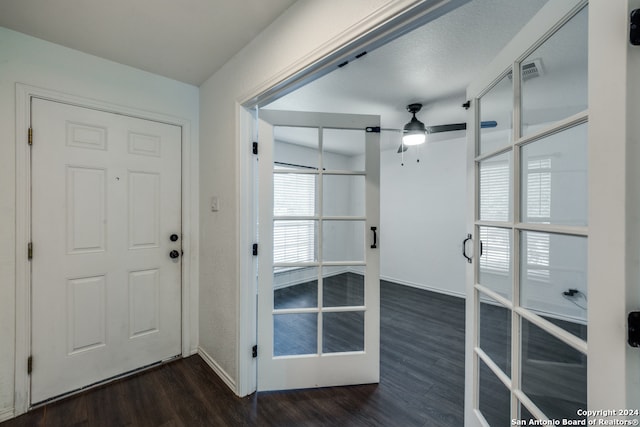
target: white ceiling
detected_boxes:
[0,0,296,86]
[266,0,553,152]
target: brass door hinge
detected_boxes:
[28,127,33,146]
[27,242,33,261]
[27,356,32,374]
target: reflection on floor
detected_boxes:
[276,273,587,424]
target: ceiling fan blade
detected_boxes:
[426,120,498,134]
[395,121,498,152]
[480,120,498,128]
[426,123,466,133]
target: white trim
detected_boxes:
[515,307,587,355]
[513,388,547,421]
[475,347,511,389]
[0,408,14,423]
[237,104,257,397]
[589,0,640,410]
[198,347,237,394]
[14,83,198,415]
[380,275,466,299]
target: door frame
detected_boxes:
[234,0,635,409]
[235,0,473,398]
[14,83,198,414]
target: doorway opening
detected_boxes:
[242,0,589,425]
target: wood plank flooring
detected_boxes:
[2,281,466,427]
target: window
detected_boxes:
[526,158,551,220]
[479,160,510,274]
[525,158,552,281]
[273,171,316,269]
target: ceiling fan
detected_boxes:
[397,103,497,153]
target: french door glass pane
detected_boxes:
[322,128,365,171]
[274,173,317,217]
[273,220,317,264]
[274,313,318,356]
[520,231,587,339]
[479,294,511,375]
[323,267,364,307]
[479,360,510,427]
[273,267,318,309]
[478,226,513,300]
[323,174,365,217]
[274,126,320,169]
[521,318,587,420]
[323,311,365,353]
[479,151,512,222]
[322,220,365,262]
[519,404,535,423]
[479,73,512,156]
[520,123,587,226]
[521,7,588,136]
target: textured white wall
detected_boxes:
[380,134,468,297]
[198,0,421,389]
[0,27,198,418]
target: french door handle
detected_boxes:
[371,226,378,249]
[462,234,472,263]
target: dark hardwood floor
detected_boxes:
[3,280,466,427]
[3,277,588,426]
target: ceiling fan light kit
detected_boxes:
[402,103,427,146]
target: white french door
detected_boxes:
[256,109,380,391]
[31,98,182,404]
[464,1,592,425]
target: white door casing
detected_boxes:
[257,110,380,391]
[30,98,182,404]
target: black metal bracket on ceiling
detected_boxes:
[462,101,471,110]
[631,9,640,45]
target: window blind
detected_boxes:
[273,172,316,267]
[479,161,510,273]
[525,158,552,281]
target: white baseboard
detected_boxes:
[197,347,237,394]
[380,275,466,299]
[0,407,14,423]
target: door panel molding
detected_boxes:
[14,83,197,415]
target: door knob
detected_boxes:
[170,234,179,242]
[169,250,180,259]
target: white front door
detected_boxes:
[464,1,596,425]
[30,98,182,404]
[257,110,380,391]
